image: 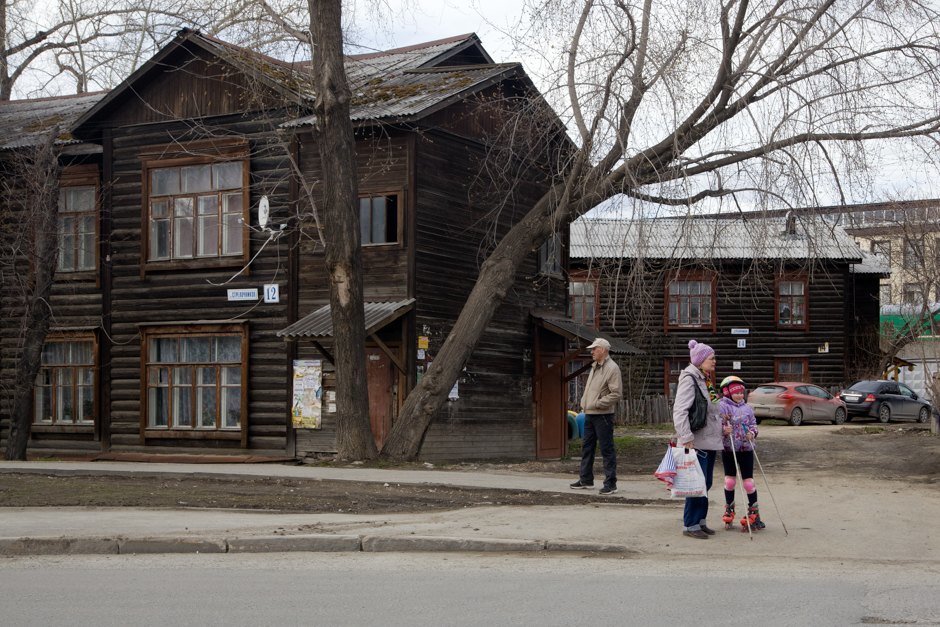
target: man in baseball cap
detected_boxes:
[570,337,622,495]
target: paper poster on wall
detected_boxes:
[292,360,323,428]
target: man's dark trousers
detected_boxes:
[579,412,617,489]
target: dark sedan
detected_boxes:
[837,380,933,423]
[749,382,847,426]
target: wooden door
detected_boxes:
[536,351,566,459]
[366,347,395,449]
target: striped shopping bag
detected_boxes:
[653,445,677,488]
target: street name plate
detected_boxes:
[227,288,259,301]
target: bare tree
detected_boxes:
[379,0,940,459]
[305,0,377,459]
[1,0,293,100]
[1,130,61,459]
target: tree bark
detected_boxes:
[4,132,61,460]
[381,171,591,460]
[307,0,377,459]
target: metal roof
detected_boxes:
[278,299,415,339]
[570,217,863,262]
[533,314,643,355]
[69,29,523,138]
[849,249,891,275]
[287,63,522,126]
[0,92,104,150]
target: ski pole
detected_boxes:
[751,442,789,537]
[725,415,752,540]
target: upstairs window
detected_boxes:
[870,240,891,265]
[359,194,399,245]
[147,161,246,261]
[568,274,598,326]
[538,233,563,276]
[34,337,96,426]
[903,237,923,270]
[665,273,715,330]
[58,186,97,272]
[777,277,808,329]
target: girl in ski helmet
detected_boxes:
[718,376,765,531]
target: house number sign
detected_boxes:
[263,284,280,303]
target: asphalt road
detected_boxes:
[2,553,937,626]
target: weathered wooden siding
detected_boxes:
[104,117,293,454]
[412,129,564,461]
[293,132,413,457]
[0,157,104,457]
[590,260,859,397]
[95,45,287,128]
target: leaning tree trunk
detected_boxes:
[5,131,61,459]
[381,178,585,460]
[307,0,377,459]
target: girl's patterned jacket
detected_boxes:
[719,396,758,452]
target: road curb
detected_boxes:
[0,537,120,555]
[544,540,637,554]
[119,537,227,554]
[362,535,544,552]
[0,534,635,557]
[227,534,361,553]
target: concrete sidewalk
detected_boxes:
[2,460,938,563]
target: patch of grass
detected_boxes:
[568,435,660,457]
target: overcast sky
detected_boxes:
[349,1,940,208]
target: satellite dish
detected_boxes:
[258,196,270,230]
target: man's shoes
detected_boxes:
[700,524,717,535]
[598,486,618,495]
[569,480,594,489]
[683,529,709,539]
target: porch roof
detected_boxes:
[533,313,643,355]
[278,299,415,339]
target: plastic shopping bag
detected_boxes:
[653,446,677,489]
[670,447,706,498]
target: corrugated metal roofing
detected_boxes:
[0,92,104,150]
[278,299,415,339]
[536,314,643,355]
[286,63,520,126]
[569,217,863,262]
[850,249,891,275]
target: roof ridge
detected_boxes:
[348,33,478,61]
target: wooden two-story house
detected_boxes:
[568,215,885,398]
[0,30,603,462]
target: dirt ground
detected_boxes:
[0,423,936,514]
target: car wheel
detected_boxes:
[917,407,930,424]
[788,407,803,426]
[832,407,847,425]
[878,404,891,423]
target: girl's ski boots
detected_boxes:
[740,504,766,531]
[721,503,736,529]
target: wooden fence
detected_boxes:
[617,395,673,426]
